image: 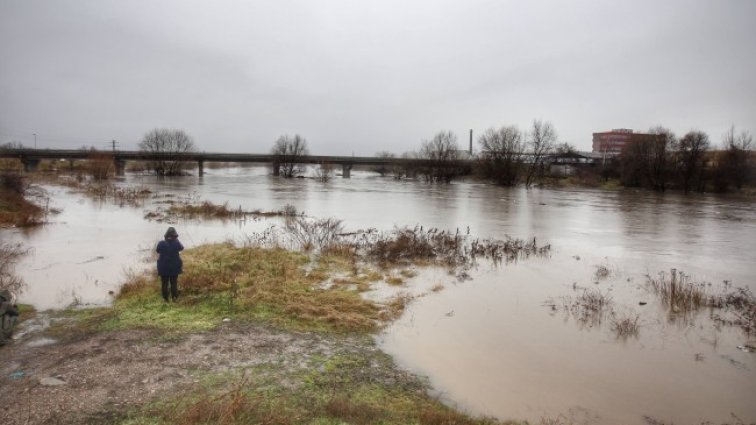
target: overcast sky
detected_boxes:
[1,0,754,155]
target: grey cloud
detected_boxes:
[1,0,754,154]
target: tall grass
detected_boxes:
[114,243,398,333]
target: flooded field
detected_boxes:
[2,166,755,424]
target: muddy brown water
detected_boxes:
[1,166,755,424]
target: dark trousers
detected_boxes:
[160,275,178,301]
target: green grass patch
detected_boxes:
[85,243,398,335]
[121,351,522,425]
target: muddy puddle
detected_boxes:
[1,166,755,423]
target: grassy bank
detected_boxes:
[76,220,548,337]
[100,243,400,334]
[36,242,527,425]
[122,350,513,425]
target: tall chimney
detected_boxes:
[469,129,473,155]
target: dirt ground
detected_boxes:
[0,313,387,425]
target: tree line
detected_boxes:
[609,126,753,193]
[266,119,562,185]
[5,124,750,193]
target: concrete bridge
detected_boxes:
[0,148,595,177]
[0,148,456,177]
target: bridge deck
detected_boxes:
[0,149,425,166]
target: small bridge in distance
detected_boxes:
[0,148,449,177]
[0,148,595,177]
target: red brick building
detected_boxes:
[592,129,635,156]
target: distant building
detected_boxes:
[592,129,636,156]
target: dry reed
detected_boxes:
[562,289,613,326]
[362,226,549,267]
[610,311,640,338]
[145,200,299,222]
[646,269,755,334]
[646,269,707,314]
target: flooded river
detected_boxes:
[2,166,755,424]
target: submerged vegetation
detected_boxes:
[560,288,614,328]
[77,182,152,206]
[145,200,299,222]
[647,269,708,314]
[647,269,756,334]
[0,172,44,227]
[610,311,641,339]
[551,267,755,341]
[244,218,551,271]
[365,226,549,267]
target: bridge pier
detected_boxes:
[22,158,40,173]
[197,160,204,177]
[114,159,126,176]
[341,163,352,178]
[272,162,280,176]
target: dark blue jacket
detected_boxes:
[156,238,184,276]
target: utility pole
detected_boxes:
[111,139,118,153]
[33,133,37,149]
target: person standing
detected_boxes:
[156,227,184,302]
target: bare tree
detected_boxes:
[554,142,578,155]
[395,151,417,179]
[314,162,334,182]
[646,126,676,192]
[721,126,753,190]
[524,120,557,187]
[677,130,710,193]
[271,134,309,178]
[619,136,649,188]
[0,141,25,150]
[86,151,114,180]
[478,125,524,186]
[372,151,395,177]
[619,131,671,190]
[418,131,465,183]
[138,128,196,176]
